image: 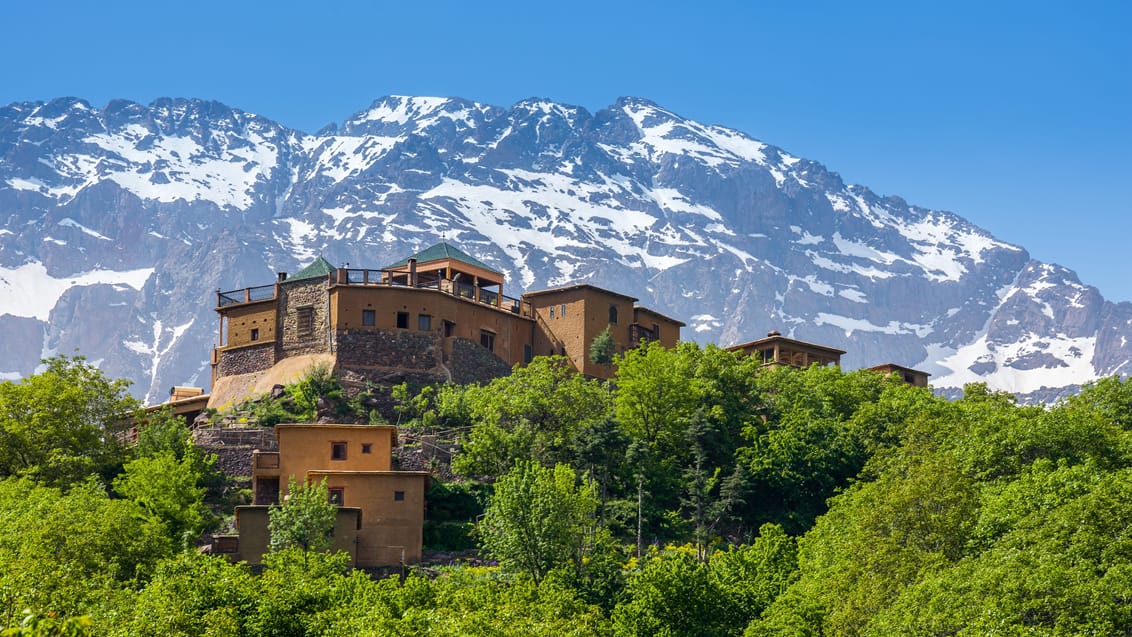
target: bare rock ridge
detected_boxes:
[1,95,1129,403]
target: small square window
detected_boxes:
[361,443,372,454]
[250,328,259,341]
[328,488,344,505]
[331,442,347,460]
[418,314,432,331]
[480,330,495,352]
[396,312,409,329]
[362,309,375,326]
[394,490,405,502]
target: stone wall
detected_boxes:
[279,278,330,357]
[450,337,513,384]
[216,343,277,377]
[192,427,278,479]
[337,328,440,370]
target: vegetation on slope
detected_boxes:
[2,351,1132,635]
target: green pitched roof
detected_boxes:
[288,256,337,281]
[385,242,501,275]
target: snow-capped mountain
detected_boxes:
[1,95,1128,403]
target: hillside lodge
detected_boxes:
[209,242,684,404]
[202,241,929,567]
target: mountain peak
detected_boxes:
[0,94,1125,405]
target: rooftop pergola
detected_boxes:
[383,242,506,307]
[728,331,846,368]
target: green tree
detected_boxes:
[113,552,256,637]
[113,449,216,546]
[589,327,616,366]
[0,356,136,487]
[1,611,93,637]
[612,549,741,637]
[479,461,599,584]
[268,477,337,554]
[451,357,613,479]
[0,478,172,621]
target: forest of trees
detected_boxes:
[2,347,1132,635]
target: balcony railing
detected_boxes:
[218,284,277,307]
[217,269,533,317]
[334,269,533,317]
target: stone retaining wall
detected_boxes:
[450,337,513,384]
[216,343,276,377]
[336,328,440,370]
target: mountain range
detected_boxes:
[1,95,1129,404]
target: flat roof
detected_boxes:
[307,470,431,477]
[523,282,638,303]
[868,363,931,377]
[728,334,847,356]
[275,423,398,430]
[633,306,686,327]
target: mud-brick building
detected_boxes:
[216,423,428,567]
[868,363,931,387]
[209,242,684,406]
[728,329,932,388]
[728,330,846,368]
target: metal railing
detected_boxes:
[217,284,276,307]
[216,269,534,317]
[334,269,533,317]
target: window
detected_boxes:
[250,328,259,341]
[328,488,344,506]
[296,306,314,336]
[760,348,775,364]
[608,305,618,324]
[549,306,555,318]
[396,311,409,329]
[331,441,347,460]
[361,443,372,454]
[561,303,567,316]
[394,490,405,502]
[362,309,375,326]
[444,320,455,337]
[480,330,495,352]
[418,314,432,331]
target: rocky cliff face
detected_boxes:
[1,95,1128,403]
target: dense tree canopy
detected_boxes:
[0,356,136,487]
[4,352,1132,635]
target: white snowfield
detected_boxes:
[0,96,1120,401]
[0,261,154,321]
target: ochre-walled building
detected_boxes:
[225,423,429,567]
[526,284,684,378]
[728,330,846,368]
[868,363,931,387]
[210,242,684,404]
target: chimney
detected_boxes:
[767,330,782,337]
[277,272,288,282]
[408,258,418,287]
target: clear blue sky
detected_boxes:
[3,0,1129,301]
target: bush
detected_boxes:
[423,521,476,550]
